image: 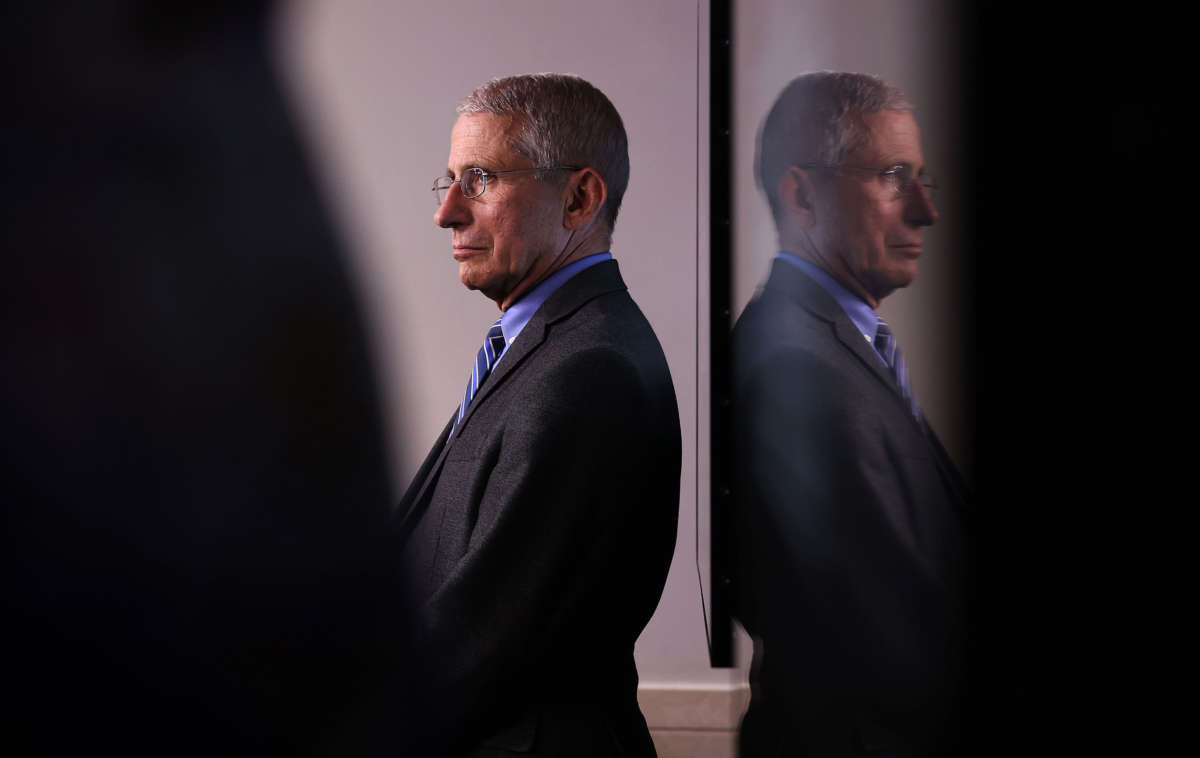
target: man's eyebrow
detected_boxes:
[445,165,489,179]
[883,160,927,175]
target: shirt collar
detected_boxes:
[499,252,612,348]
[776,252,879,344]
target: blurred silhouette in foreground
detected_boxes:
[732,71,974,757]
[3,2,422,754]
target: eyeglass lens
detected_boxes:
[460,168,484,199]
[434,168,486,204]
[886,167,936,199]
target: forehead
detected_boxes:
[848,109,923,164]
[447,113,524,171]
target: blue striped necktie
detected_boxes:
[873,317,920,419]
[454,318,507,432]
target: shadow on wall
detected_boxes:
[3,2,425,754]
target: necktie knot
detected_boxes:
[873,317,897,368]
[873,316,920,419]
[483,320,506,363]
[454,318,506,432]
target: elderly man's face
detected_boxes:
[809,110,938,304]
[434,113,567,307]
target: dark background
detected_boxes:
[964,3,1177,752]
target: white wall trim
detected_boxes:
[638,684,749,758]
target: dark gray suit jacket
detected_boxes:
[397,260,681,757]
[732,259,972,757]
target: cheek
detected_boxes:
[863,209,895,255]
[840,217,878,259]
[484,211,519,265]
[504,203,558,267]
[828,193,878,259]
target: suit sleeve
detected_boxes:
[415,345,679,745]
[734,344,964,730]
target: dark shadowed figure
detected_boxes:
[3,2,422,754]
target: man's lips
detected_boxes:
[452,245,487,261]
[888,242,923,255]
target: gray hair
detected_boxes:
[756,71,912,224]
[459,73,630,231]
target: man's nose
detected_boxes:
[434,184,465,228]
[905,183,938,227]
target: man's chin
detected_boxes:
[888,263,919,291]
[459,272,510,308]
[458,263,482,292]
[867,270,917,302]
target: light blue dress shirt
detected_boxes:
[494,252,613,366]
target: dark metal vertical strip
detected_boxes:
[708,0,733,668]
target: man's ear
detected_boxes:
[777,166,818,228]
[563,168,607,230]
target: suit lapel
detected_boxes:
[766,260,905,406]
[767,259,935,444]
[449,259,627,443]
[449,316,546,442]
[395,260,629,540]
[393,411,456,538]
[765,259,972,515]
[921,416,973,518]
[830,316,903,402]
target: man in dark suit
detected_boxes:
[395,74,681,756]
[732,72,972,756]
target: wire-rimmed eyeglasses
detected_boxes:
[432,166,581,204]
[797,162,937,200]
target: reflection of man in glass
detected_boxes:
[733,72,972,756]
